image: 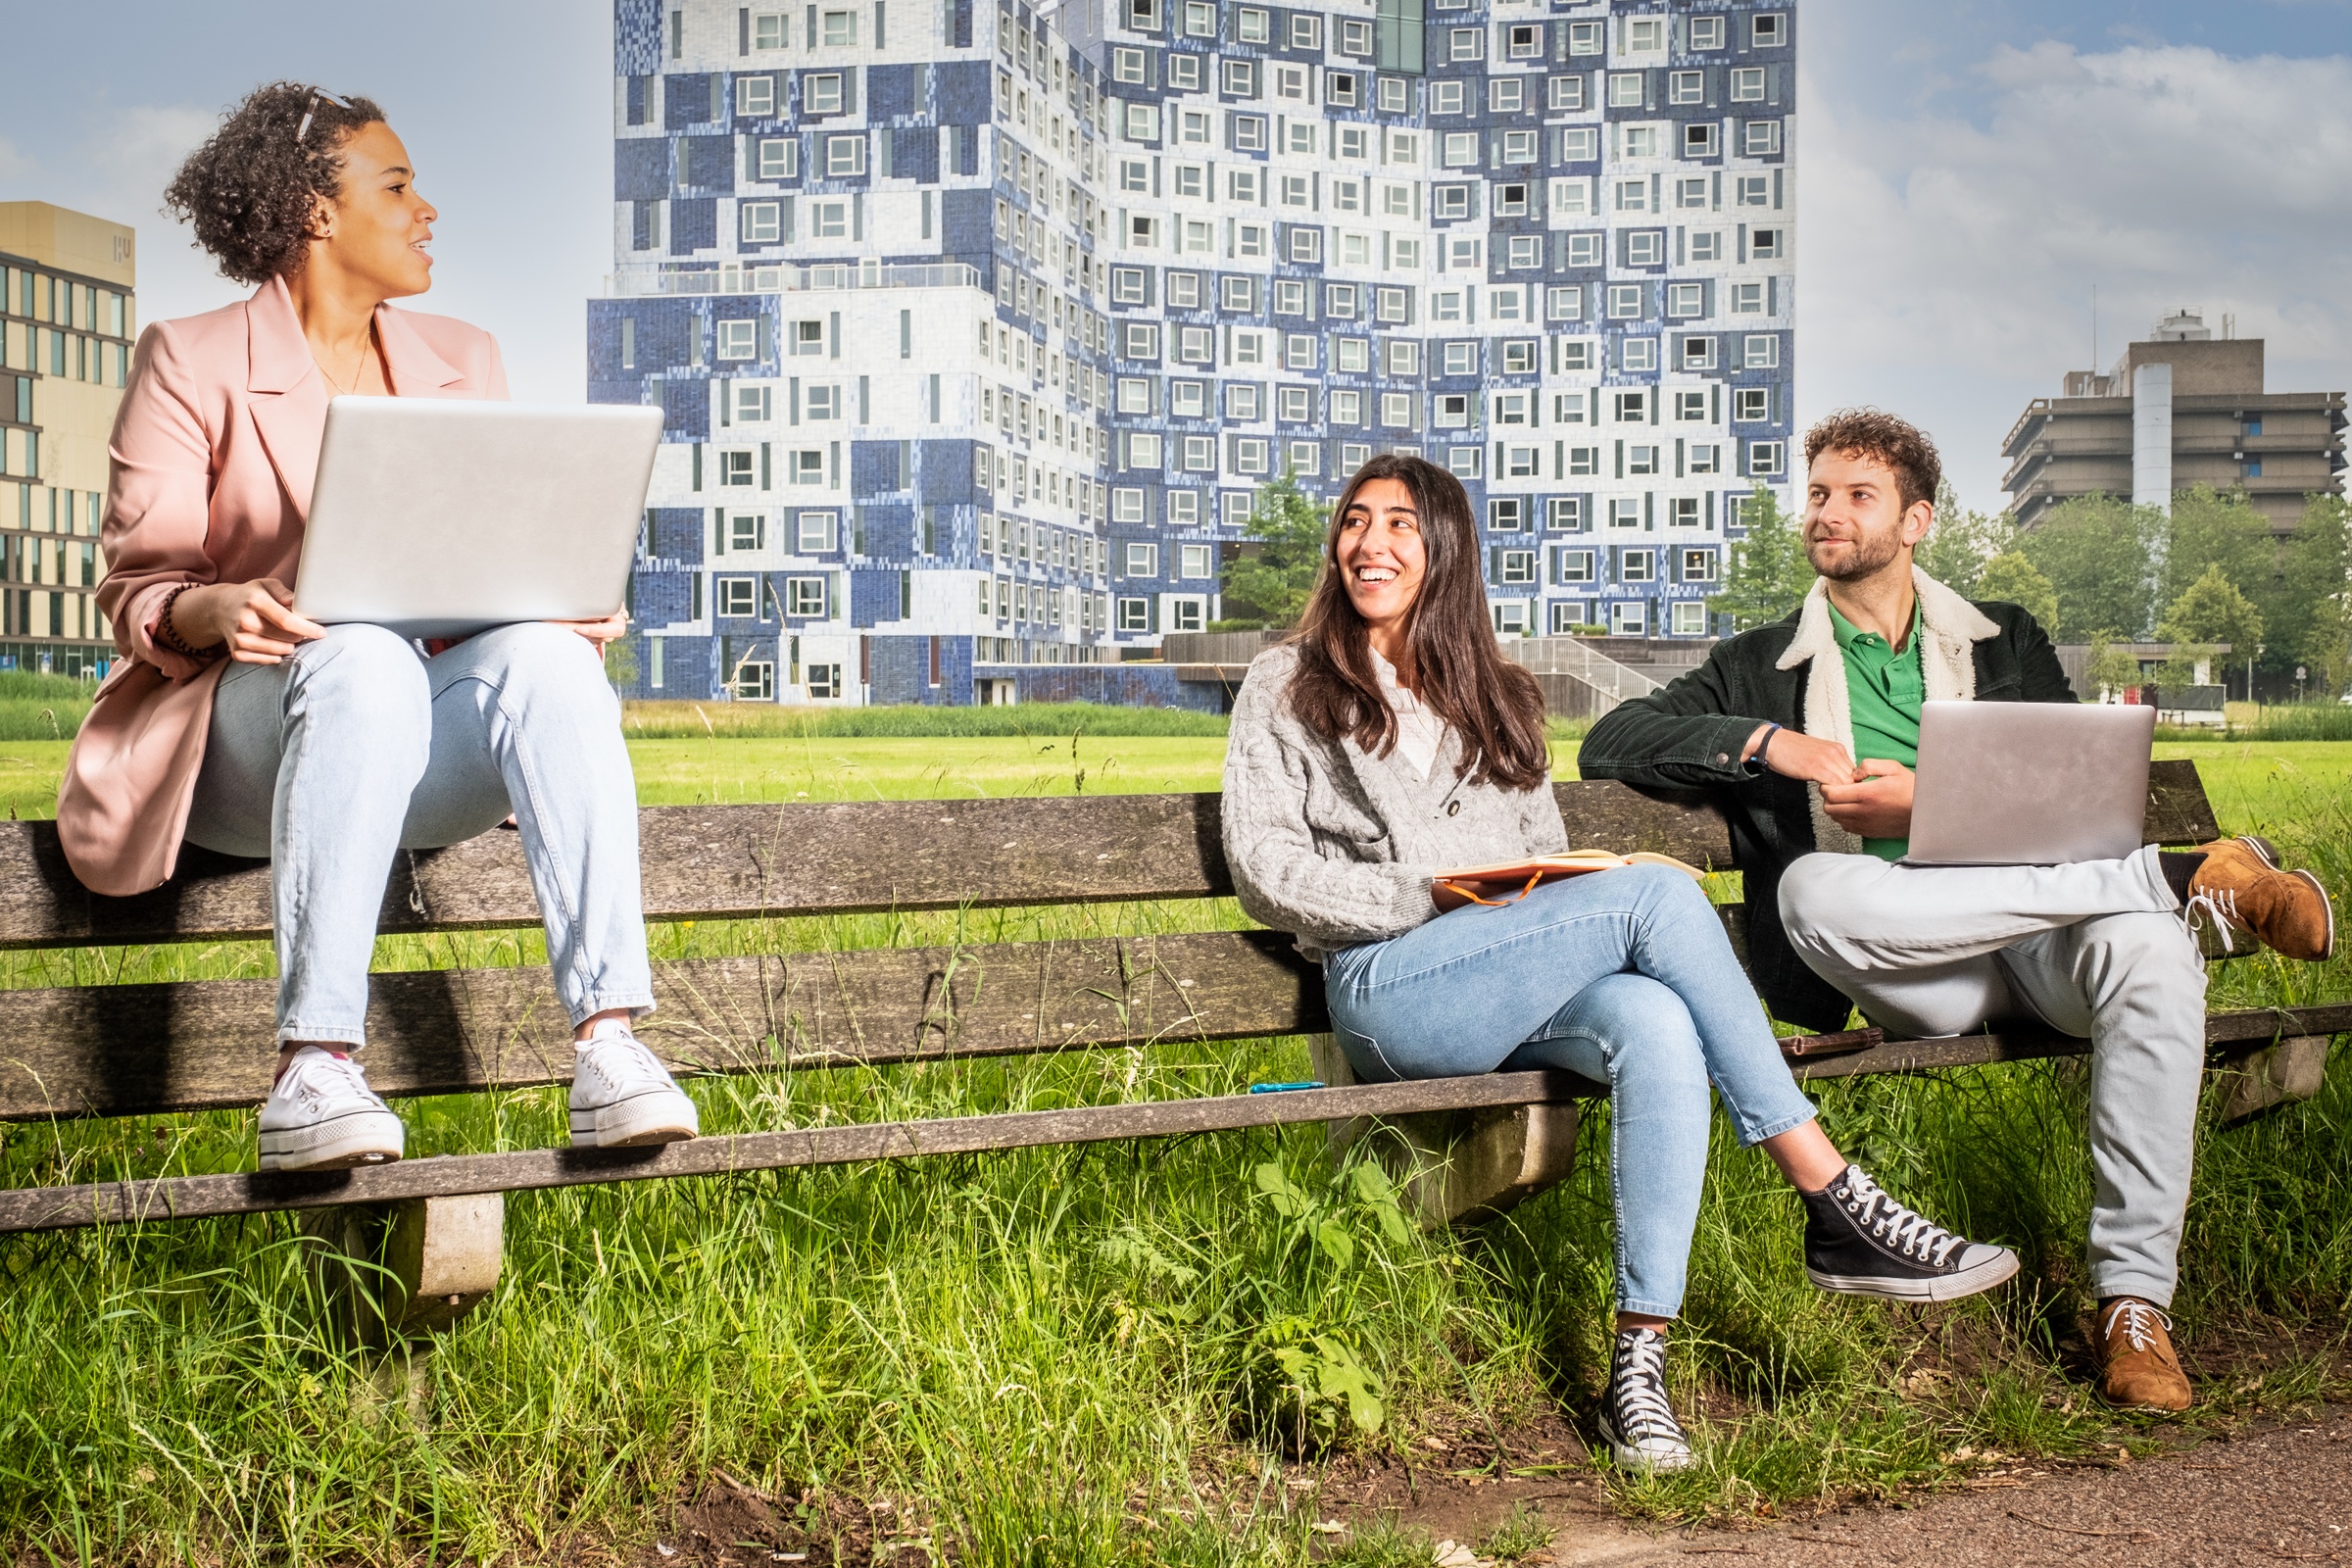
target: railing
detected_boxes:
[607,262,984,298]
[1503,637,1663,717]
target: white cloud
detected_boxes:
[1799,41,2352,511]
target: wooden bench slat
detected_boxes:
[0,1068,1587,1233]
[0,761,2215,951]
[0,930,1322,1122]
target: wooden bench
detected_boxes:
[0,759,2338,1343]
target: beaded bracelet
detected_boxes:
[152,583,223,660]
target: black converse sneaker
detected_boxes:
[1596,1327,1693,1474]
[1801,1165,2020,1301]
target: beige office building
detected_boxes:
[0,202,135,676]
[2001,311,2347,533]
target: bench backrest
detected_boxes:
[0,764,2220,1125]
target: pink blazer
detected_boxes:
[60,276,508,896]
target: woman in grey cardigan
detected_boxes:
[1222,456,2014,1473]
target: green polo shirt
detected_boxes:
[1829,599,1924,862]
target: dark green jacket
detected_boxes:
[1578,592,2076,1030]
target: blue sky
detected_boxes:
[3,1,2348,513]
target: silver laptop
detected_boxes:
[294,398,662,640]
[1901,701,2156,866]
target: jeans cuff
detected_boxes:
[2087,1266,2176,1308]
[1731,1104,1818,1150]
[567,992,658,1030]
[1618,1297,1683,1320]
[276,1022,368,1048]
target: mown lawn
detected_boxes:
[0,732,2346,1565]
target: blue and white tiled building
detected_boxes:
[589,0,1794,706]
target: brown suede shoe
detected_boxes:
[2095,1297,2191,1412]
[2187,836,2336,961]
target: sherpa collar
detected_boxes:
[1776,567,2002,854]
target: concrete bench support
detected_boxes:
[1308,1034,1584,1227]
[2213,1035,2333,1127]
[300,1194,505,1352]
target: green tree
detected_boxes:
[1709,481,1813,632]
[2159,485,2274,615]
[2082,632,2143,699]
[2266,495,2352,692]
[1916,481,2013,598]
[1976,550,2060,634]
[2016,494,2160,641]
[2157,561,2265,659]
[1219,471,1330,628]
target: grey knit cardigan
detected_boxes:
[1220,644,1568,958]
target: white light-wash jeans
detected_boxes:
[182,621,657,1048]
[1777,846,2205,1306]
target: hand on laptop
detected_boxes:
[172,578,326,664]
[1821,760,1914,839]
[1744,724,1861,789]
[548,610,629,653]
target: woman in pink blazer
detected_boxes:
[66,83,698,1171]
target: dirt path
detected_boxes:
[1524,1408,2352,1567]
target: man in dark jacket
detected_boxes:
[1581,409,2334,1415]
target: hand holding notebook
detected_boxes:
[1434,849,1707,909]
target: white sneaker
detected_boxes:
[258,1046,407,1172]
[569,1020,700,1148]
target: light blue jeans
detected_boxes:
[183,621,656,1047]
[1323,863,1818,1318]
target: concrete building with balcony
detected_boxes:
[591,0,1797,705]
[2002,311,2347,534]
[0,203,135,677]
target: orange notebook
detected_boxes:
[1436,849,1707,906]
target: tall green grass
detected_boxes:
[2244,703,2352,743]
[0,668,96,743]
[0,770,2345,1563]
[623,699,1233,739]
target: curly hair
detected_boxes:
[162,81,387,285]
[1802,408,1943,514]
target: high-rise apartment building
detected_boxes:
[2003,311,2348,534]
[0,203,135,677]
[590,0,1795,705]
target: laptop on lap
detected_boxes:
[1900,701,2155,866]
[293,398,663,641]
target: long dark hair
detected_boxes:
[1284,455,1550,790]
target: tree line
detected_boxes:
[1709,483,2352,698]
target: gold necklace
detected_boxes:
[318,336,375,397]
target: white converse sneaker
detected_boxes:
[569,1020,700,1148]
[258,1046,406,1172]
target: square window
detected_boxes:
[1550,599,1590,632]
[1180,543,1215,578]
[1222,57,1255,95]
[1690,444,1720,474]
[1111,267,1148,305]
[1608,283,1644,318]
[1749,440,1785,475]
[1501,129,1538,164]
[1381,391,1414,426]
[1669,70,1703,106]
[1337,123,1369,160]
[1622,549,1655,582]
[1287,226,1322,263]
[716,576,759,617]
[1169,598,1206,634]
[1131,431,1165,467]
[1751,227,1786,260]
[1499,549,1538,585]
[821,8,856,44]
[1753,13,1787,46]
[1560,125,1599,164]
[1168,270,1202,309]
[1625,16,1665,51]
[1731,67,1766,102]
[1625,125,1658,159]
[1671,497,1701,528]
[814,196,848,236]
[1184,0,1214,34]
[1494,392,1529,425]
[1337,337,1370,371]
[1124,321,1161,358]
[1733,387,1770,422]
[1501,340,1539,374]
[1379,74,1409,112]
[1567,446,1599,476]
[1559,340,1593,370]
[1547,285,1584,321]
[1447,445,1483,477]
[1608,73,1644,108]
[1331,388,1363,424]
[754,11,788,48]
[1171,379,1208,416]
[1180,109,1210,143]
[1234,437,1269,473]
[1431,79,1464,114]
[1684,122,1719,157]
[1678,177,1709,210]
[1568,20,1602,55]
[1733,281,1767,315]
[787,575,828,615]
[1491,496,1527,531]
[1667,281,1703,318]
[796,509,840,551]
[757,137,797,178]
[1555,547,1597,584]
[717,318,760,360]
[1672,600,1709,635]
[1443,131,1479,168]
[808,74,844,113]
[1112,487,1146,522]
[1612,389,1648,421]
[1117,597,1152,631]
[1490,76,1523,113]
[1743,120,1783,157]
[1737,173,1771,207]
[1434,392,1471,428]
[1183,434,1215,469]
[1291,12,1322,47]
[1227,382,1262,418]
[1495,181,1529,217]
[1744,334,1780,368]
[1690,15,1725,49]
[1449,26,1482,60]
[1340,17,1372,55]
[1548,498,1585,532]
[1609,498,1642,529]
[826,133,865,175]
[1328,282,1359,317]
[1626,229,1664,267]
[1275,279,1308,316]
[1675,390,1707,421]
[1277,384,1312,421]
[792,449,823,482]
[1284,331,1316,368]
[1615,178,1648,213]
[737,384,773,421]
[1113,46,1147,82]
[737,75,776,116]
[1234,116,1267,151]
[1690,230,1722,262]
[741,201,782,242]
[1237,5,1269,42]
[1550,75,1588,112]
[1168,53,1200,88]
[1628,444,1659,476]
[1125,542,1160,577]
[1273,64,1308,101]
[1500,234,1537,270]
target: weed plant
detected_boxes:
[0,768,2345,1563]
[0,667,96,743]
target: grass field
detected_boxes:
[0,728,2347,1565]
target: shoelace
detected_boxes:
[1608,1330,1683,1445]
[284,1051,383,1110]
[582,1030,671,1092]
[1838,1170,1964,1268]
[2181,889,2242,956]
[2102,1298,2173,1355]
